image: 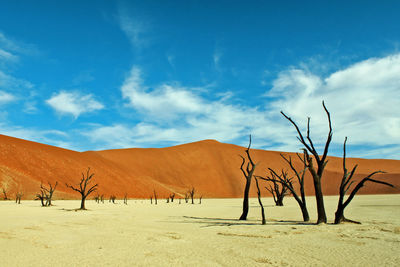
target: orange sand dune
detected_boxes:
[0,134,399,200]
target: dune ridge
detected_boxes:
[0,134,399,199]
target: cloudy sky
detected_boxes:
[0,0,399,159]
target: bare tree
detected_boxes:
[153,190,158,205]
[188,187,195,204]
[179,198,181,204]
[239,135,258,220]
[254,177,266,225]
[123,193,128,205]
[100,194,104,203]
[15,192,23,204]
[109,195,116,204]
[199,195,203,204]
[65,167,98,210]
[2,188,8,200]
[169,193,175,202]
[263,169,290,206]
[271,153,310,221]
[94,194,100,203]
[150,195,153,204]
[36,189,47,207]
[41,181,58,206]
[184,192,189,203]
[281,101,332,224]
[334,137,395,224]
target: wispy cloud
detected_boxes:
[117,8,150,48]
[0,90,15,105]
[46,91,104,118]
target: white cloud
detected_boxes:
[117,8,149,48]
[46,91,104,118]
[0,48,18,62]
[84,54,400,159]
[0,90,15,105]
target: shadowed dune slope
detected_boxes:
[0,134,399,199]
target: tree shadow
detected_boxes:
[180,216,315,227]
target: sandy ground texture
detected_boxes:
[1,195,399,266]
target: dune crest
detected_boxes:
[0,134,399,199]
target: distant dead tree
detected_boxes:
[94,194,100,203]
[239,135,258,220]
[199,195,203,204]
[263,169,290,206]
[109,195,116,204]
[166,197,169,203]
[100,194,104,203]
[65,167,98,210]
[271,153,310,221]
[150,195,153,204]
[254,177,266,225]
[15,192,23,204]
[123,193,128,205]
[334,137,395,224]
[2,188,8,200]
[153,190,158,205]
[36,189,47,207]
[179,198,181,204]
[281,101,332,224]
[188,187,195,204]
[184,192,189,203]
[169,193,175,202]
[41,181,58,206]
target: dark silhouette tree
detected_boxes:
[153,189,158,205]
[65,167,98,210]
[263,169,290,206]
[199,195,203,204]
[124,193,128,205]
[239,135,258,220]
[36,189,47,207]
[267,153,310,221]
[188,187,195,204]
[184,192,189,203]
[254,177,266,225]
[150,195,153,204]
[281,101,332,224]
[169,193,175,202]
[109,195,116,203]
[334,137,395,224]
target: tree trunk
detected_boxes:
[80,196,86,210]
[300,205,310,222]
[239,177,251,220]
[334,206,345,224]
[313,178,327,224]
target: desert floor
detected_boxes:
[1,195,399,266]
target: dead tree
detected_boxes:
[281,101,332,224]
[100,194,104,203]
[150,195,153,204]
[334,137,395,224]
[184,192,189,203]
[188,187,195,204]
[36,189,47,207]
[94,194,100,203]
[255,177,266,225]
[109,195,116,203]
[239,135,258,220]
[15,192,23,204]
[179,198,181,204]
[264,169,290,206]
[65,167,98,210]
[153,190,157,205]
[276,153,310,221]
[199,195,203,204]
[41,181,58,206]
[169,193,175,202]
[166,197,169,203]
[123,193,128,205]
[2,188,8,200]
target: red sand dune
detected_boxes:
[0,134,399,200]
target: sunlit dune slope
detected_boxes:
[0,134,399,199]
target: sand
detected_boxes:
[1,194,399,266]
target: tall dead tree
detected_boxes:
[150,195,153,204]
[255,177,266,225]
[276,153,310,221]
[239,135,258,220]
[65,167,98,210]
[184,192,189,203]
[334,137,394,224]
[36,189,47,206]
[263,169,290,206]
[281,101,332,224]
[199,195,203,204]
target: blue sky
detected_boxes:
[0,0,399,159]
